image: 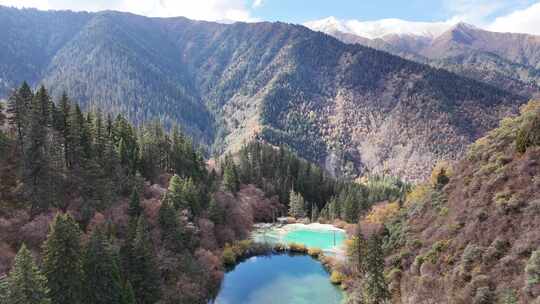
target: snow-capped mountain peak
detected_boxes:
[304,17,455,40]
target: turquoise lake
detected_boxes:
[284,229,346,250]
[212,254,344,304]
[253,226,346,250]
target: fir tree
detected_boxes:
[208,198,225,225]
[6,244,50,304]
[121,281,136,304]
[66,103,85,170]
[24,86,52,215]
[130,216,160,304]
[0,101,5,127]
[362,234,390,304]
[288,189,305,218]
[82,228,124,304]
[348,227,368,276]
[128,187,142,218]
[57,92,71,139]
[42,213,83,304]
[7,82,33,152]
[311,203,319,223]
[222,156,240,194]
[167,174,201,216]
[158,199,188,253]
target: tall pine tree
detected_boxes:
[82,228,124,304]
[288,189,306,218]
[362,234,390,304]
[130,216,160,304]
[23,86,52,215]
[128,187,142,218]
[7,82,33,153]
[42,213,83,304]
[6,244,50,304]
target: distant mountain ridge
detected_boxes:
[0,6,528,181]
[307,19,540,98]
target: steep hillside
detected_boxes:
[311,23,540,99]
[373,101,540,303]
[0,7,528,180]
[0,7,92,95]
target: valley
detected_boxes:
[0,3,539,304]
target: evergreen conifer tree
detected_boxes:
[24,86,52,214]
[362,234,390,304]
[121,281,136,304]
[288,189,305,218]
[311,203,319,223]
[128,187,142,218]
[6,244,50,304]
[222,157,240,194]
[130,216,160,304]
[7,82,33,152]
[82,228,123,304]
[42,213,83,304]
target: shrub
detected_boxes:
[234,239,253,256]
[526,250,540,289]
[330,270,345,285]
[462,244,484,272]
[413,254,425,272]
[407,239,423,250]
[405,184,432,207]
[273,243,288,252]
[424,240,450,264]
[483,239,510,265]
[307,247,322,258]
[526,199,540,214]
[494,191,524,213]
[365,202,400,225]
[288,243,307,253]
[497,288,518,304]
[439,207,449,216]
[222,244,236,266]
[430,161,452,189]
[386,268,402,282]
[474,287,494,304]
[516,111,540,153]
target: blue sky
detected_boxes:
[1,0,539,34]
[253,0,503,23]
[251,0,539,26]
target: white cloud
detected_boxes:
[0,0,258,22]
[305,1,540,39]
[305,17,454,39]
[442,0,513,25]
[0,0,50,10]
[252,0,263,8]
[487,2,540,35]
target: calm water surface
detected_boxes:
[254,227,346,250]
[212,254,344,304]
[284,229,346,250]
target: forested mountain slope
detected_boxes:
[310,22,540,99]
[0,7,527,180]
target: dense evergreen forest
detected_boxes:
[0,83,217,303]
[224,141,410,223]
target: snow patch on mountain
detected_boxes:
[304,16,455,39]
